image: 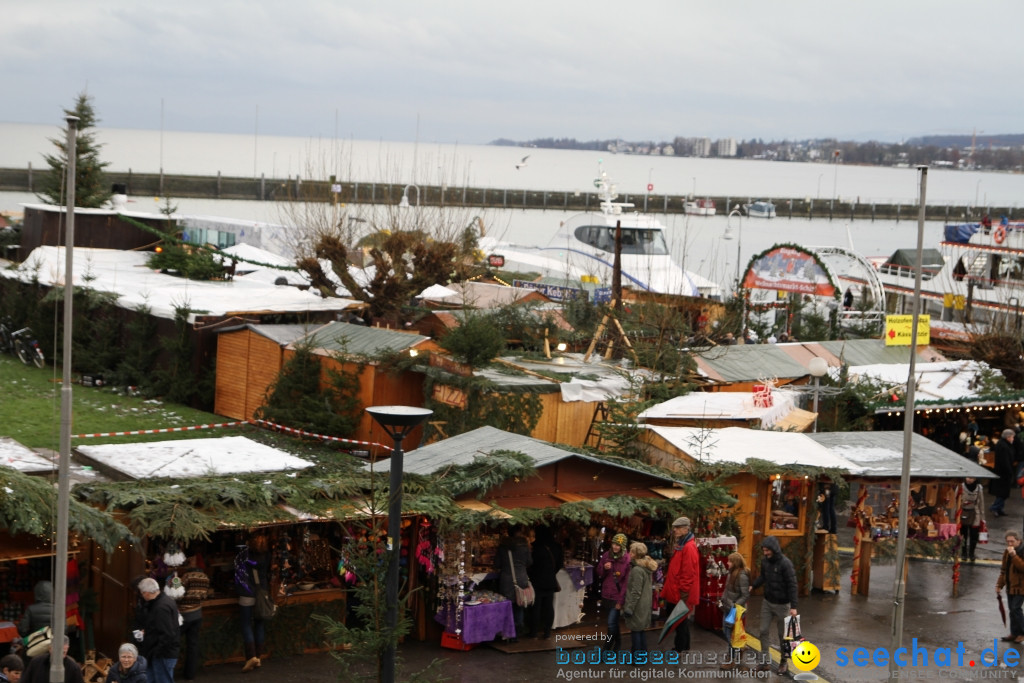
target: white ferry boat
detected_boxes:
[858,217,1024,325]
[479,168,716,297]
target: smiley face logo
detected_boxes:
[790,641,821,672]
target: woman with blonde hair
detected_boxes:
[719,551,750,670]
[622,542,658,656]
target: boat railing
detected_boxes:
[878,262,943,281]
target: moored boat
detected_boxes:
[744,200,776,219]
[684,198,716,216]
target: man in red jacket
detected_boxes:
[661,516,700,651]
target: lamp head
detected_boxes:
[398,193,410,209]
[367,406,433,437]
[808,357,829,378]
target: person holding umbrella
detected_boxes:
[660,517,700,652]
[997,530,1024,643]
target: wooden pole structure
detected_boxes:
[952,483,963,597]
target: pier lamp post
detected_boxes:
[366,405,433,683]
[722,205,744,292]
[723,205,745,330]
[398,183,420,210]
[808,357,829,432]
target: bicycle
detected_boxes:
[0,316,13,355]
[10,325,45,368]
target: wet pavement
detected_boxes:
[190,490,1024,683]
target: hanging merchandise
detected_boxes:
[163,542,186,568]
[163,572,185,599]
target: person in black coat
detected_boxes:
[990,429,1016,517]
[134,578,180,683]
[104,643,148,683]
[21,636,83,683]
[528,526,564,640]
[496,525,532,641]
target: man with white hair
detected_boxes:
[135,577,180,683]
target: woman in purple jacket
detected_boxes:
[595,533,631,651]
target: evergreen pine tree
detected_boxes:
[37,91,112,208]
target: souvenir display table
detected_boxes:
[553,561,594,629]
[435,590,515,644]
[694,536,738,631]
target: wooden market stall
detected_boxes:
[638,426,859,594]
[0,440,131,664]
[215,322,440,446]
[69,435,371,664]
[373,425,697,649]
[808,431,996,596]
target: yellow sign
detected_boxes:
[943,293,966,310]
[885,315,931,346]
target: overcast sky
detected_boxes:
[2,1,1020,145]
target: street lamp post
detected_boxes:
[808,357,829,432]
[366,405,434,683]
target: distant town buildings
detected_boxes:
[504,134,1024,172]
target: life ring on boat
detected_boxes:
[994,225,1007,244]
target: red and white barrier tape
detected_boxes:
[72,421,249,438]
[71,418,392,452]
[251,419,392,451]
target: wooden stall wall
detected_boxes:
[88,541,146,659]
[316,356,428,446]
[463,457,667,509]
[526,395,601,448]
[214,329,287,420]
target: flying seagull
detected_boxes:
[515,155,530,170]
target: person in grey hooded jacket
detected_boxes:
[18,581,53,636]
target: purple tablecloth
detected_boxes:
[436,600,515,644]
[564,564,593,589]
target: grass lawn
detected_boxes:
[0,355,246,449]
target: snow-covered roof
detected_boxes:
[74,436,314,480]
[497,353,652,402]
[3,247,360,323]
[847,360,1021,410]
[369,425,683,485]
[645,425,860,470]
[808,432,995,479]
[0,437,56,474]
[220,243,310,286]
[639,391,798,428]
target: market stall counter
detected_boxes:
[435,590,515,645]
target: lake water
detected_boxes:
[1,122,1019,289]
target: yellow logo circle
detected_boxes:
[791,641,821,672]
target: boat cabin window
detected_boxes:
[996,254,1024,282]
[573,225,669,256]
